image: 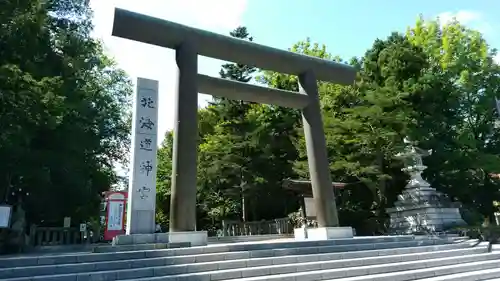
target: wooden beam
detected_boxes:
[112,8,356,85]
[197,74,309,109]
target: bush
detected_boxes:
[457,225,500,244]
[0,228,23,254]
[287,210,317,228]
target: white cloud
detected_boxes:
[89,0,248,144]
[438,11,482,25]
[437,10,494,36]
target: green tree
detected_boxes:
[156,107,224,229]
[204,26,259,222]
[156,17,500,234]
[155,132,173,227]
[258,36,432,234]
[406,17,500,223]
[327,33,433,233]
[0,0,132,225]
[218,27,256,83]
[155,28,304,229]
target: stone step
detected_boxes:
[323,259,500,281]
[94,234,295,253]
[207,234,293,244]
[3,243,487,281]
[93,242,190,253]
[0,236,441,268]
[0,240,475,279]
[121,250,498,281]
[414,267,500,280]
[92,236,467,254]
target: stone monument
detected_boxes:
[126,78,159,235]
[386,138,466,234]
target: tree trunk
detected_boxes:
[376,151,387,233]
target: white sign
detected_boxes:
[107,201,125,231]
[128,78,159,212]
[63,217,71,228]
[0,205,12,228]
[304,198,317,217]
[79,223,87,232]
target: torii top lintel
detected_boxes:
[111,8,356,85]
[282,179,348,197]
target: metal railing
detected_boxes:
[221,218,293,236]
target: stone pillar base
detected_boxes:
[294,227,308,241]
[126,210,155,234]
[296,227,354,240]
[169,231,208,246]
[113,233,168,245]
[112,231,208,247]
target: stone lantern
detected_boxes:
[386,138,466,234]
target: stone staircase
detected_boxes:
[1,236,499,281]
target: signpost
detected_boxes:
[303,198,317,218]
[79,223,87,232]
[63,217,71,228]
[0,204,12,228]
[103,191,127,241]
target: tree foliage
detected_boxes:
[156,27,301,231]
[407,17,500,222]
[155,19,500,233]
[0,0,132,225]
[6,3,498,233]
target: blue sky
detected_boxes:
[90,0,499,145]
[243,0,499,62]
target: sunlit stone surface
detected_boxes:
[386,138,466,234]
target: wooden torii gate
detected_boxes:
[282,179,350,224]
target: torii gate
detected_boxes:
[112,8,356,241]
